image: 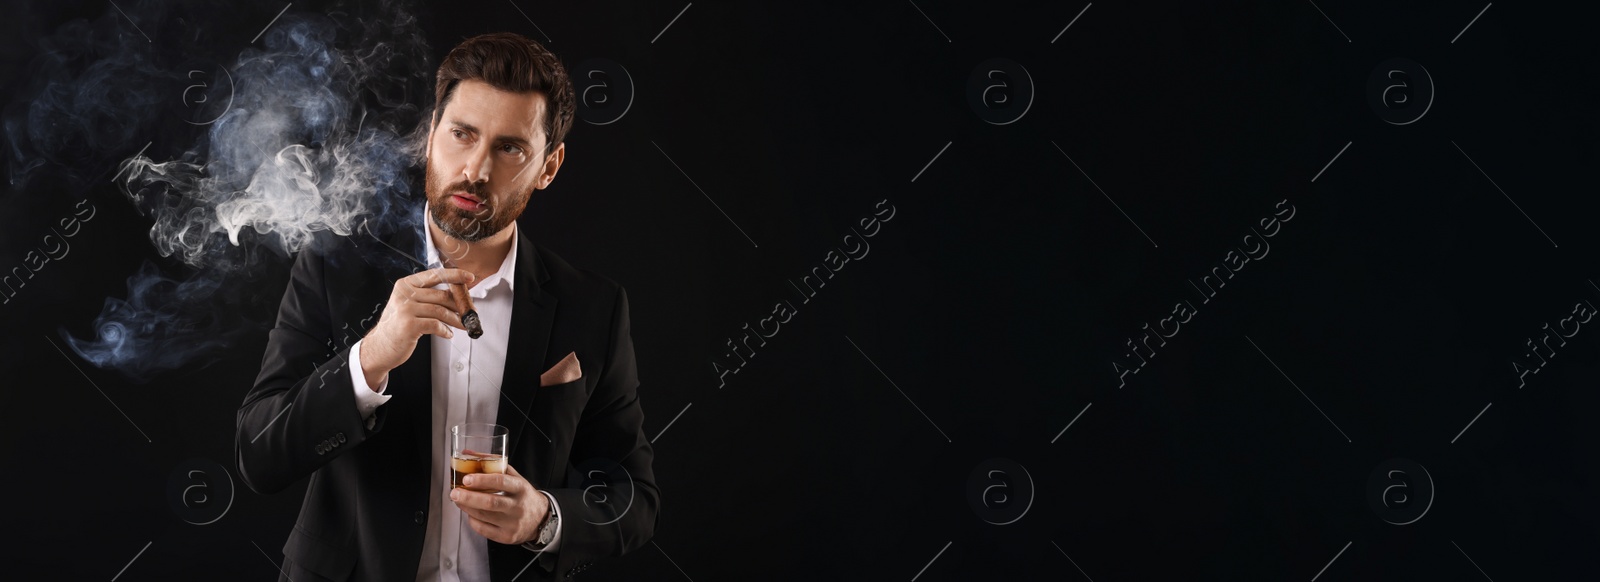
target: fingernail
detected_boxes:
[450,489,459,501]
[464,475,474,486]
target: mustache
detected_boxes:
[439,180,491,205]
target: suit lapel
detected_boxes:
[367,215,441,482]
[347,217,441,568]
[495,226,557,481]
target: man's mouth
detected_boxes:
[449,191,486,211]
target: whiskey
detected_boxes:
[451,451,507,491]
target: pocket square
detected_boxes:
[540,351,582,386]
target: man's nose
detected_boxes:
[462,144,492,184]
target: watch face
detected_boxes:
[540,517,556,544]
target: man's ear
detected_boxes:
[535,142,566,190]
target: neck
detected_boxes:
[427,216,515,288]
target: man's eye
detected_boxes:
[451,129,467,140]
[500,144,524,155]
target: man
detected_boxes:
[236,32,658,581]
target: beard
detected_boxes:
[424,161,530,243]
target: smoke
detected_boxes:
[4,0,435,380]
[63,261,231,382]
[119,7,431,270]
[4,11,167,192]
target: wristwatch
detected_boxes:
[528,492,560,549]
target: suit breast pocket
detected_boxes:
[541,375,586,393]
[531,376,589,441]
[539,375,589,416]
[515,376,588,484]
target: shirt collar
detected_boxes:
[422,202,518,299]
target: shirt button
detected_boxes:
[443,558,453,569]
[453,361,465,372]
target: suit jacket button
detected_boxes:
[315,444,325,455]
[337,432,347,443]
[414,510,425,525]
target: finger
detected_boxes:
[402,312,457,339]
[409,303,466,331]
[392,288,462,322]
[406,267,475,289]
[415,267,475,288]
[452,487,512,513]
[456,501,505,525]
[424,319,454,339]
[394,287,456,309]
[463,472,525,495]
[466,515,510,544]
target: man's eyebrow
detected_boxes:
[446,119,534,149]
[495,133,534,149]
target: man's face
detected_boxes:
[425,79,551,242]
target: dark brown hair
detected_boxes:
[433,32,575,155]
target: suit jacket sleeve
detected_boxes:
[236,246,388,495]
[543,285,660,575]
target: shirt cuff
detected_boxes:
[349,340,392,428]
[522,490,563,553]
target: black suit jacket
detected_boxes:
[236,217,658,581]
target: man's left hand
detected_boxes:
[451,464,548,545]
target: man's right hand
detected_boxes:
[358,268,476,389]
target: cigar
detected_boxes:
[446,283,484,339]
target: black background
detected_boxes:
[1,0,1595,579]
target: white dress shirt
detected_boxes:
[347,210,562,581]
